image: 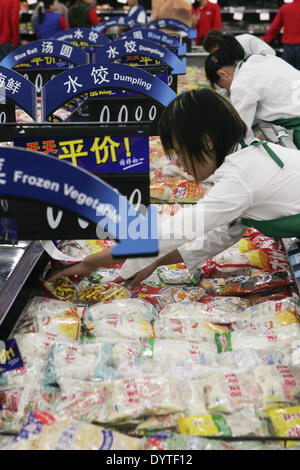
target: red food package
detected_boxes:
[132,284,206,309]
[200,270,292,297]
[169,180,205,203]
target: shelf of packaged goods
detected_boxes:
[282,238,300,296]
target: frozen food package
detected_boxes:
[253,365,300,408]
[200,270,292,297]
[0,356,46,389]
[143,266,201,287]
[137,338,218,362]
[168,181,206,203]
[86,298,158,323]
[266,405,300,447]
[136,413,185,432]
[143,433,235,450]
[204,372,264,414]
[89,313,154,340]
[53,378,110,422]
[198,295,251,312]
[132,285,206,309]
[150,175,182,201]
[215,323,300,353]
[43,342,115,386]
[93,376,187,424]
[158,302,240,324]
[178,406,264,437]
[0,385,59,433]
[11,411,143,450]
[238,298,300,326]
[153,317,228,341]
[78,282,130,304]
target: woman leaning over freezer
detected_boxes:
[47,88,300,288]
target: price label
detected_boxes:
[259,10,270,21]
[233,9,244,21]
[0,339,23,375]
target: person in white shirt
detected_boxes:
[205,35,300,148]
[47,88,300,287]
[126,0,147,25]
[203,29,275,56]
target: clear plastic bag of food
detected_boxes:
[158,302,240,324]
[89,313,154,340]
[53,378,110,422]
[153,317,228,341]
[178,406,264,437]
[137,338,218,362]
[215,323,300,353]
[11,411,143,450]
[43,342,115,386]
[205,372,264,414]
[253,365,300,408]
[132,285,206,309]
[200,271,291,296]
[86,298,158,323]
[238,298,300,326]
[143,266,201,288]
[0,356,46,389]
[94,376,187,424]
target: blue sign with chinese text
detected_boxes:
[92,16,139,33]
[94,39,186,75]
[119,28,187,56]
[0,40,89,69]
[0,146,158,257]
[0,65,36,120]
[41,63,177,121]
[13,136,149,174]
[148,18,197,39]
[51,28,111,46]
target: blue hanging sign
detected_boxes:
[94,39,186,75]
[92,16,139,33]
[41,63,177,121]
[119,28,186,56]
[0,65,36,120]
[0,40,89,69]
[0,147,158,257]
[119,28,181,47]
[148,18,197,39]
[51,28,111,46]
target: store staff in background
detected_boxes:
[31,0,70,35]
[203,29,275,56]
[205,35,300,148]
[0,0,20,61]
[191,0,222,46]
[68,0,100,28]
[35,0,68,39]
[126,0,147,26]
[263,0,300,71]
[47,88,300,287]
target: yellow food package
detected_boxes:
[178,415,228,436]
[266,406,300,447]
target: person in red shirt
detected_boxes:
[0,0,20,61]
[192,0,222,46]
[263,0,300,70]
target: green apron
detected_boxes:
[240,141,300,238]
[238,56,300,150]
[271,117,300,150]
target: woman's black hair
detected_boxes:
[205,35,245,88]
[38,0,56,24]
[203,29,223,53]
[158,88,247,178]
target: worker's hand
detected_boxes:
[46,260,96,282]
[115,262,158,291]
